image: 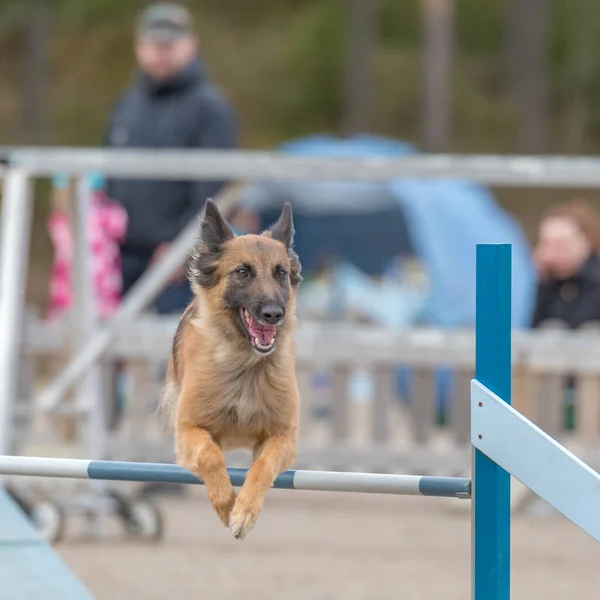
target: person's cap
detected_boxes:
[136,3,195,43]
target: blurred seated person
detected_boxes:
[532,200,600,329]
[103,3,237,314]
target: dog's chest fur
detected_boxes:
[173,320,297,451]
[219,366,268,428]
[205,349,290,448]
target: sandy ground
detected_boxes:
[55,486,600,600]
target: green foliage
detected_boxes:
[3,0,600,305]
[548,0,574,74]
[455,0,503,55]
[377,0,420,49]
[0,0,599,151]
[283,0,346,135]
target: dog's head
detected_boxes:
[189,200,302,356]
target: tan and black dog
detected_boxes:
[160,200,302,540]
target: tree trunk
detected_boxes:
[513,0,549,153]
[342,0,377,136]
[564,0,593,153]
[504,0,521,102]
[420,0,454,152]
[21,0,49,144]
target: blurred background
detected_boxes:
[3,0,600,304]
[2,1,600,599]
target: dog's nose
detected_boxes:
[261,304,284,325]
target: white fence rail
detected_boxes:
[17,314,600,476]
[6,147,600,186]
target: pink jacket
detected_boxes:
[47,193,128,321]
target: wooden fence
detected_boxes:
[14,314,600,479]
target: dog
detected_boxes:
[160,199,302,540]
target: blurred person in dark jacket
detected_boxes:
[532,200,600,329]
[104,2,237,314]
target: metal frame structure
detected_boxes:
[2,244,600,600]
[0,169,34,458]
[9,147,600,186]
[3,148,600,545]
[471,244,511,597]
[3,146,600,428]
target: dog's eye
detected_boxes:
[236,268,249,278]
[275,268,287,278]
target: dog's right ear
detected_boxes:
[190,200,235,288]
[201,199,235,250]
[269,202,295,249]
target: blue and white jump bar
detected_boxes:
[0,456,471,498]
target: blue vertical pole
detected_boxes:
[472,244,511,600]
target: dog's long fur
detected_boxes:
[160,200,302,540]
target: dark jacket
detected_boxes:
[104,58,237,252]
[532,255,600,329]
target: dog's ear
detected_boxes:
[201,199,235,249]
[269,202,295,249]
[268,203,302,286]
[190,200,235,287]
[288,249,303,287]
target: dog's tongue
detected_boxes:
[247,315,277,344]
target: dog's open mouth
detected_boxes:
[240,308,277,353]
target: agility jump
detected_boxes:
[0,456,471,499]
[2,244,600,600]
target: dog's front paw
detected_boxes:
[229,497,262,540]
[207,484,237,527]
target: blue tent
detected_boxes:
[390,178,536,329]
[267,133,536,329]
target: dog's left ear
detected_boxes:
[269,202,302,286]
[269,202,295,249]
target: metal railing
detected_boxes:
[8,147,600,186]
[5,147,600,538]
